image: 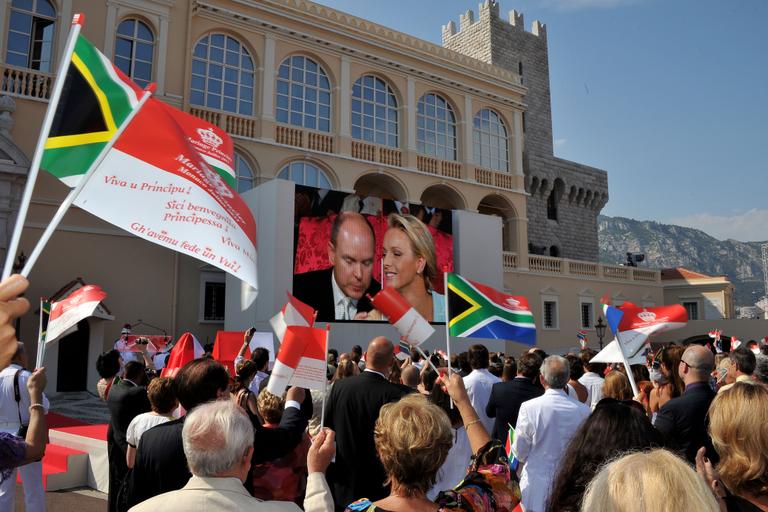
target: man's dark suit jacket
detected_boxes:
[485,377,543,441]
[106,380,150,512]
[654,381,717,464]
[293,268,380,322]
[126,402,309,508]
[324,371,410,511]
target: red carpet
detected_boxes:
[47,412,108,441]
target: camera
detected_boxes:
[136,337,150,345]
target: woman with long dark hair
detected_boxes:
[546,398,663,512]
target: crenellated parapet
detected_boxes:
[442,1,547,42]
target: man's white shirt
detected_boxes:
[578,371,605,410]
[512,388,590,512]
[0,364,50,433]
[463,368,502,434]
[331,272,358,320]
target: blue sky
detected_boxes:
[316,0,768,242]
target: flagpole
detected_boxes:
[443,269,453,408]
[320,325,330,430]
[35,298,48,369]
[415,345,440,375]
[615,330,640,398]
[2,16,84,280]
[20,86,155,277]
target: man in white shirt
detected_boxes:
[462,344,502,434]
[0,342,49,512]
[577,348,606,409]
[114,325,141,364]
[513,355,590,512]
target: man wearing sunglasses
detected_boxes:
[653,345,717,464]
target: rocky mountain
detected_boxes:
[598,215,766,307]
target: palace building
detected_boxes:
[0,0,738,394]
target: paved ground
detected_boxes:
[14,484,106,511]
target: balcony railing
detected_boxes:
[417,155,462,178]
[351,140,403,167]
[474,167,518,191]
[274,123,334,153]
[504,252,661,283]
[189,107,257,139]
[1,65,53,101]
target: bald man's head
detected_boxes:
[401,365,420,388]
[366,336,394,374]
[328,212,376,301]
[681,345,715,383]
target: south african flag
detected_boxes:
[446,273,536,345]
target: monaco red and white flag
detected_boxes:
[370,287,434,346]
[161,332,204,378]
[270,292,316,344]
[46,284,107,342]
[267,326,327,395]
[602,298,688,357]
[69,97,258,289]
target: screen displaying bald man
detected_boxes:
[293,212,381,321]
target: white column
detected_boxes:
[0,3,8,58]
[261,35,276,121]
[463,95,473,164]
[339,56,350,137]
[407,77,416,151]
[156,16,169,95]
[102,4,119,58]
[512,110,524,176]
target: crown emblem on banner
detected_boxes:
[197,127,223,148]
[638,310,656,322]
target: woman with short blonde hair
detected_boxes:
[707,381,768,509]
[581,449,719,512]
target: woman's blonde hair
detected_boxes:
[709,381,768,497]
[374,393,452,496]
[256,389,284,425]
[387,213,437,292]
[581,449,719,512]
[603,371,633,401]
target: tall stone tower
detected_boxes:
[443,1,608,262]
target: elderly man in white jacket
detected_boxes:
[512,355,590,512]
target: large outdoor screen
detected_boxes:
[291,185,454,323]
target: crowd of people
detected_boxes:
[2,274,768,511]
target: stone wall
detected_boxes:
[442,0,609,262]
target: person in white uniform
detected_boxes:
[0,342,49,512]
[463,344,502,435]
[513,355,590,512]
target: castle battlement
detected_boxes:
[442,1,546,40]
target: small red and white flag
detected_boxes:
[370,287,434,346]
[270,292,315,344]
[731,336,742,350]
[267,325,327,395]
[161,332,204,378]
[47,284,107,342]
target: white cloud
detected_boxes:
[537,0,641,10]
[668,209,768,242]
[554,138,567,147]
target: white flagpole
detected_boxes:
[614,331,640,398]
[444,269,453,408]
[20,87,155,277]
[35,298,48,369]
[415,345,440,374]
[320,325,330,430]
[2,16,84,280]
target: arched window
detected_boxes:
[190,33,254,115]
[473,109,509,172]
[417,93,457,161]
[277,161,331,189]
[276,55,331,132]
[5,0,56,72]
[234,152,255,193]
[351,75,398,147]
[114,19,154,88]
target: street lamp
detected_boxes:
[595,317,606,350]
